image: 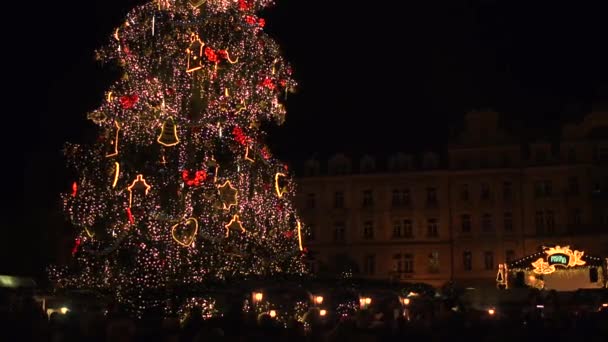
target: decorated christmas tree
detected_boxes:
[50,0,307,315]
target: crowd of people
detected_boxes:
[1,289,607,341]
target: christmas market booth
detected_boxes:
[496,245,607,291]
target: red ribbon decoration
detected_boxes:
[126,207,135,224]
[232,126,250,146]
[71,182,78,197]
[71,238,81,256]
[119,94,139,109]
[261,78,275,90]
[205,47,219,63]
[182,170,207,186]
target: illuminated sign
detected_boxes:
[531,245,586,274]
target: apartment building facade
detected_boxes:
[295,110,608,288]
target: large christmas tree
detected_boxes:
[50,0,307,314]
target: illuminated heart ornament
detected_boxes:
[171,217,198,247]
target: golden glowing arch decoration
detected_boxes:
[274,172,288,198]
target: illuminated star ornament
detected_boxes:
[217,180,238,210]
[225,214,246,237]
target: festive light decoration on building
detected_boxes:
[217,180,238,210]
[296,220,303,251]
[49,0,306,318]
[274,172,287,198]
[186,33,205,73]
[531,245,586,274]
[112,162,120,188]
[71,182,78,197]
[225,214,246,237]
[105,121,121,157]
[157,117,180,146]
[171,217,199,247]
[127,174,151,207]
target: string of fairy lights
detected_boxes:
[49,0,307,317]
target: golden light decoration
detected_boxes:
[224,214,246,237]
[84,227,95,238]
[171,217,199,247]
[127,174,151,207]
[111,162,120,188]
[244,146,255,162]
[186,33,205,73]
[105,121,121,158]
[217,180,238,210]
[87,111,107,124]
[157,117,180,147]
[531,245,586,274]
[188,0,206,8]
[274,172,287,198]
[296,220,303,251]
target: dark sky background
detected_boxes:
[6,0,608,278]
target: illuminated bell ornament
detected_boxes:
[157,117,180,147]
[188,0,206,8]
[186,33,205,73]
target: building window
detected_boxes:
[482,213,493,233]
[484,251,494,270]
[535,181,553,197]
[394,254,415,274]
[426,187,437,204]
[429,251,440,273]
[568,149,577,163]
[306,193,316,209]
[306,224,315,241]
[364,255,375,276]
[571,208,582,225]
[536,150,547,163]
[503,212,513,233]
[463,251,472,271]
[546,210,555,234]
[393,219,413,239]
[404,254,414,273]
[460,184,470,201]
[403,219,413,238]
[503,181,512,200]
[481,183,491,200]
[391,189,411,206]
[334,191,344,209]
[363,221,374,240]
[461,214,471,234]
[501,153,511,167]
[362,190,373,207]
[391,190,400,206]
[535,211,545,235]
[333,222,345,242]
[506,250,515,263]
[427,218,438,237]
[392,220,402,238]
[401,189,411,205]
[568,176,579,195]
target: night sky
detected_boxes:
[7,1,608,278]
